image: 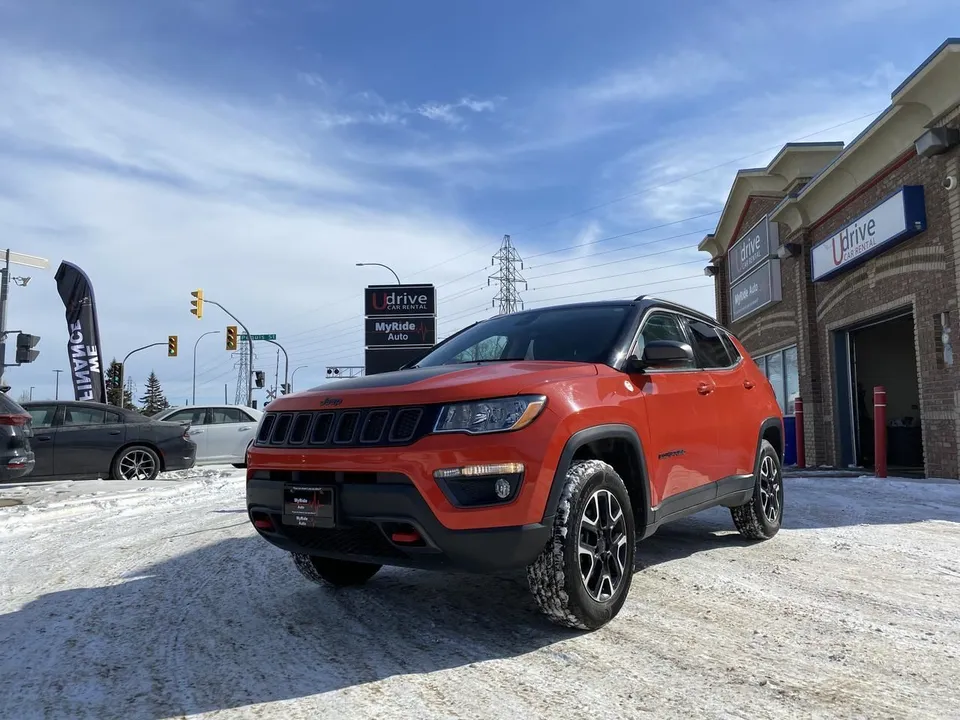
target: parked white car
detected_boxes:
[152,404,263,467]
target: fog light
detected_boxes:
[494,478,511,499]
[433,462,525,479]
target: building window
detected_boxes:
[755,344,799,415]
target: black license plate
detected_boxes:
[282,485,335,528]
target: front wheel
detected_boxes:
[527,459,636,631]
[111,445,161,481]
[731,439,784,540]
[292,553,382,587]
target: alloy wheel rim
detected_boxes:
[119,450,156,481]
[577,488,629,602]
[758,455,782,523]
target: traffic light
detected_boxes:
[190,289,204,319]
[253,370,265,388]
[226,325,238,351]
[280,382,291,395]
[15,333,39,364]
[110,363,123,388]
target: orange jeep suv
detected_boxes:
[246,296,784,630]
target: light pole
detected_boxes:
[291,365,307,391]
[356,262,401,284]
[118,343,166,407]
[192,330,220,404]
[263,339,289,396]
[199,298,255,407]
[0,249,49,386]
[53,369,63,400]
[29,386,34,401]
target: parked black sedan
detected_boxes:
[20,401,196,481]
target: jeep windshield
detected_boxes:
[415,304,633,367]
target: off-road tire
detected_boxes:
[527,459,636,631]
[110,445,162,481]
[291,553,382,587]
[731,439,783,540]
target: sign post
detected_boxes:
[362,284,437,375]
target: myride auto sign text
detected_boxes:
[727,215,779,285]
[811,185,927,282]
[729,259,783,323]
[364,317,437,347]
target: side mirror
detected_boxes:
[641,340,695,368]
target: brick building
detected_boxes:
[699,39,960,478]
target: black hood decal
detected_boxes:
[307,364,469,391]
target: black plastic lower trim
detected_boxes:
[247,477,552,573]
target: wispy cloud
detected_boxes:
[416,97,500,126]
[574,51,742,106]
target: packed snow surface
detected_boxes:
[1,468,959,719]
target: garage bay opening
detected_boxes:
[841,312,924,476]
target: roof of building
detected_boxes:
[700,38,960,259]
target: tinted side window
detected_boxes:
[164,409,207,425]
[687,320,734,369]
[104,410,123,423]
[209,408,244,424]
[638,313,694,369]
[720,332,742,363]
[62,407,107,426]
[27,405,57,428]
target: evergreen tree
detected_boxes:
[106,358,135,410]
[139,371,170,416]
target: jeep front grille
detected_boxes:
[255,406,432,448]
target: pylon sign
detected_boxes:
[363,284,436,375]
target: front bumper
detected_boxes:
[247,472,552,573]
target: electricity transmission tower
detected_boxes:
[488,234,528,315]
[233,340,257,405]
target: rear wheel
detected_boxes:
[292,553,382,587]
[731,439,783,540]
[111,445,161,481]
[527,459,636,630]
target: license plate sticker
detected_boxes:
[282,485,335,528]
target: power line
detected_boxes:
[524,212,720,261]
[525,227,712,272]
[528,259,704,291]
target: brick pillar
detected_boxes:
[714,256,730,326]
[795,230,827,467]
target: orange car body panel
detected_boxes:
[247,341,781,532]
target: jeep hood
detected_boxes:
[265,362,599,411]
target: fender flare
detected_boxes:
[754,417,784,476]
[541,423,653,530]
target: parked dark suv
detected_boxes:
[0,392,35,482]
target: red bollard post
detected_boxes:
[874,386,887,478]
[794,396,805,469]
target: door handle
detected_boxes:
[35,435,52,442]
[238,427,250,431]
[697,382,714,395]
[109,430,122,435]
[743,380,755,389]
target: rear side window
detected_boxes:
[687,320,734,369]
[720,332,742,363]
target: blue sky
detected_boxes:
[0,0,954,404]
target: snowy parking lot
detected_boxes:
[1,468,959,720]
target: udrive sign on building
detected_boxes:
[362,284,437,375]
[811,185,928,282]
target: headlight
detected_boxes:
[433,395,547,435]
